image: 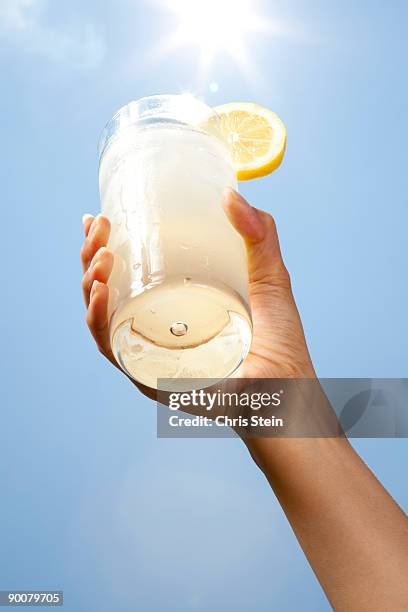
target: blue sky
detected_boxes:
[1,1,407,610]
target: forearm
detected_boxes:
[245,436,408,610]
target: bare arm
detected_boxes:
[81,189,408,610]
[246,436,408,610]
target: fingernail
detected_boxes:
[222,187,242,204]
[222,187,265,242]
[223,187,260,217]
[90,246,106,270]
[90,280,99,299]
[88,215,99,237]
[82,213,93,225]
[222,188,255,214]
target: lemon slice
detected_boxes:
[212,102,286,181]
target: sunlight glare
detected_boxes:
[161,0,265,68]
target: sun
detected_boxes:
[157,0,266,69]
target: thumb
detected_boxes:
[222,188,290,289]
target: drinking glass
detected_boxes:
[98,94,252,389]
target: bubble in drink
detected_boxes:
[170,322,188,336]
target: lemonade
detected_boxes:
[98,94,286,389]
[99,96,252,388]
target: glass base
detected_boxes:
[110,279,252,390]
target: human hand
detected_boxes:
[80,188,315,398]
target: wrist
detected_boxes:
[243,435,353,480]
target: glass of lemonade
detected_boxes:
[98,94,252,389]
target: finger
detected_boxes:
[82,246,114,307]
[80,215,111,272]
[222,188,290,289]
[82,214,94,237]
[86,280,115,362]
[80,215,111,273]
[222,188,265,243]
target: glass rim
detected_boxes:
[98,93,224,161]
